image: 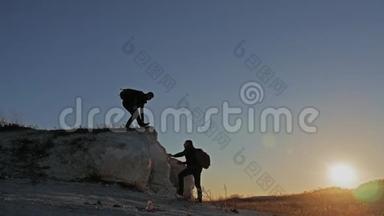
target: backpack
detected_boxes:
[195,148,210,169]
[120,88,140,100]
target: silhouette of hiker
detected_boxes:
[169,140,203,202]
[120,88,154,130]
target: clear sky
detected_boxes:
[1,0,384,197]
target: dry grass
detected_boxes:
[210,182,384,216]
[0,119,32,132]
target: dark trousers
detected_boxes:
[123,102,144,128]
[178,167,202,199]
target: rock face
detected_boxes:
[0,128,193,197]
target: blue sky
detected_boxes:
[1,0,384,196]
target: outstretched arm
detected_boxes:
[172,151,185,158]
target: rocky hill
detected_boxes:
[0,127,194,197]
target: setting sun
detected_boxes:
[328,163,358,188]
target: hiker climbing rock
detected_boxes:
[169,140,210,203]
[120,88,154,130]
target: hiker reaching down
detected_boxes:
[119,88,154,130]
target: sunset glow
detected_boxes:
[328,163,358,188]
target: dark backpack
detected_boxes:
[195,148,210,169]
[120,88,141,100]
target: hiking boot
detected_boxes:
[175,193,183,199]
[176,190,183,197]
[139,122,150,127]
[197,189,203,203]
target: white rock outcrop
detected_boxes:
[0,128,193,197]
